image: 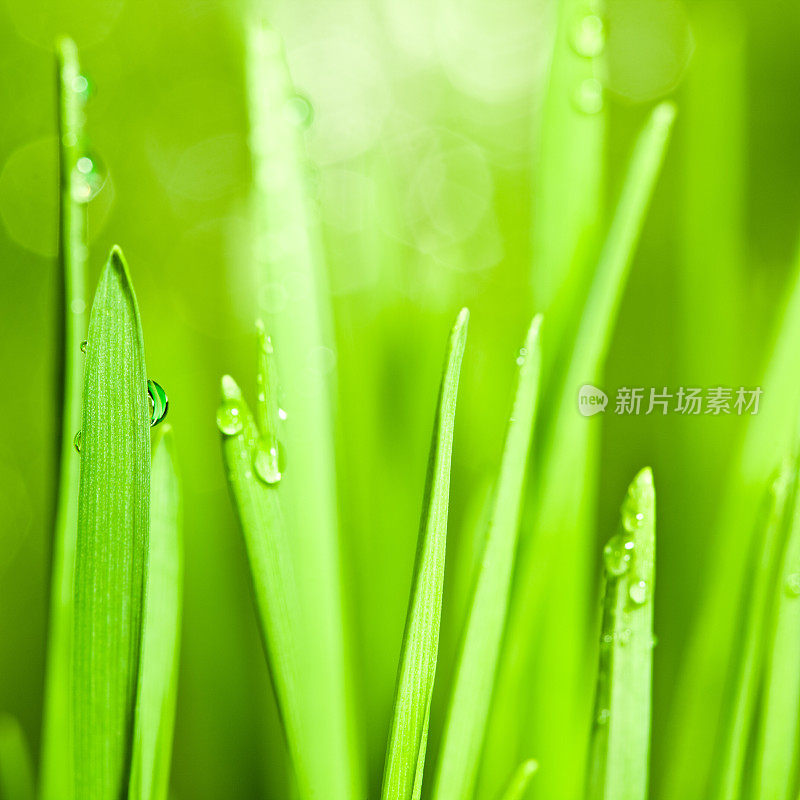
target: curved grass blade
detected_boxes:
[245,20,361,798]
[586,468,655,800]
[129,427,182,800]
[40,37,89,800]
[72,246,150,800]
[0,715,34,800]
[380,309,468,800]
[432,316,541,800]
[484,102,675,797]
[498,759,538,800]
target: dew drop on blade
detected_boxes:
[571,14,605,58]
[785,573,800,597]
[253,437,284,485]
[629,580,648,606]
[147,379,169,427]
[80,340,87,353]
[603,533,633,576]
[73,430,81,453]
[216,401,243,436]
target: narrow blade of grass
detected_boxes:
[380,309,468,800]
[0,716,34,800]
[484,102,675,797]
[40,37,89,800]
[432,316,541,800]
[709,463,793,800]
[498,760,539,800]
[129,427,182,800]
[72,246,150,800]
[586,468,655,800]
[245,20,361,798]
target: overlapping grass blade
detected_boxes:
[72,246,150,800]
[245,19,361,798]
[380,309,468,800]
[498,760,539,800]
[40,37,89,800]
[129,427,182,800]
[586,468,655,800]
[483,102,675,796]
[709,463,792,800]
[0,715,34,800]
[431,316,541,800]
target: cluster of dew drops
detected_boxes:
[66,73,106,204]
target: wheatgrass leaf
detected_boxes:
[498,759,538,800]
[40,37,89,800]
[380,309,469,800]
[586,468,655,800]
[431,316,541,800]
[0,715,34,800]
[129,427,183,800]
[72,246,150,800]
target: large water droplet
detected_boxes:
[629,580,648,606]
[71,153,106,203]
[603,533,634,576]
[284,94,314,128]
[73,430,81,453]
[573,78,604,115]
[253,437,285,485]
[147,380,169,427]
[572,15,605,58]
[216,401,243,435]
[786,573,800,598]
[80,340,87,353]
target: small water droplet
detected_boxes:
[602,633,613,645]
[573,78,604,115]
[572,14,605,58]
[603,533,634,576]
[278,408,288,421]
[622,505,645,533]
[216,401,243,435]
[71,153,107,203]
[651,634,659,648]
[284,94,314,128]
[147,380,169,427]
[71,74,93,99]
[80,340,87,353]
[629,580,648,605]
[73,430,81,453]
[618,628,632,646]
[596,709,610,726]
[253,437,285,485]
[786,573,800,597]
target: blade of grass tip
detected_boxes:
[380,309,469,800]
[72,246,150,800]
[245,18,361,798]
[40,36,89,800]
[708,462,793,800]
[498,760,539,800]
[662,238,800,800]
[432,316,542,800]
[0,715,35,800]
[586,468,655,800]
[217,328,321,799]
[129,427,182,800]
[484,102,675,797]
[749,455,800,800]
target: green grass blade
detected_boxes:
[40,37,89,800]
[484,102,675,797]
[432,316,541,800]
[709,464,792,800]
[245,20,361,798]
[498,760,538,800]
[129,427,182,800]
[0,716,34,800]
[72,246,150,800]
[380,309,469,800]
[586,468,655,800]
[750,462,800,800]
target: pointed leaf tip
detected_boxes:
[220,374,241,400]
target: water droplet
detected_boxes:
[253,437,285,485]
[602,633,613,645]
[786,573,800,597]
[71,74,94,99]
[622,504,645,533]
[618,628,632,646]
[147,380,169,427]
[651,634,659,648]
[629,580,648,605]
[284,94,314,128]
[73,430,81,453]
[572,14,605,58]
[603,533,634,576]
[80,340,87,353]
[71,153,106,203]
[573,78,604,115]
[596,709,610,726]
[278,407,288,421]
[216,401,243,435]
[71,298,85,314]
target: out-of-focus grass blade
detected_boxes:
[709,464,792,800]
[498,760,538,800]
[0,716,34,800]
[586,468,655,800]
[432,316,541,800]
[484,102,675,798]
[380,309,468,800]
[750,461,800,800]
[245,20,361,799]
[72,246,150,800]
[129,427,182,800]
[40,37,89,800]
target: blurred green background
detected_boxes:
[1,0,799,797]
